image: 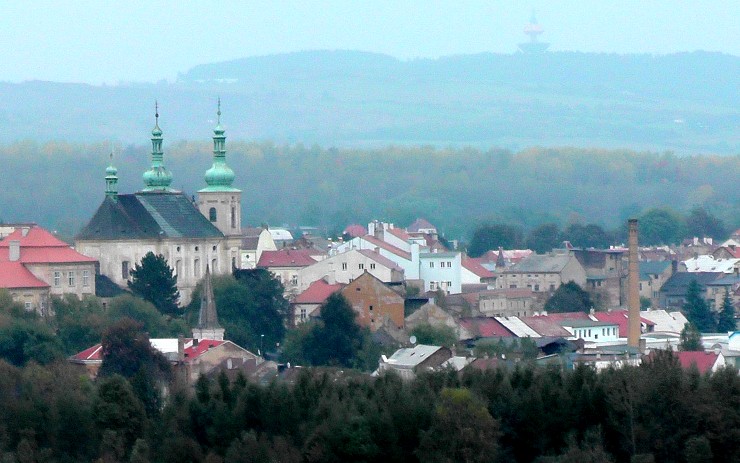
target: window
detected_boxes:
[231,206,236,228]
[342,262,348,270]
[194,259,200,278]
[447,281,452,288]
[370,263,375,270]
[369,305,373,311]
[300,308,307,320]
[68,271,76,287]
[53,271,61,287]
[122,261,130,279]
[212,259,218,272]
[175,260,182,276]
[510,284,517,289]
[209,207,217,222]
[430,281,437,290]
[534,284,540,291]
[359,263,364,270]
[291,275,298,286]
[24,301,32,311]
[550,284,555,291]
[430,262,434,268]
[82,270,90,287]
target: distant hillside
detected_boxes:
[0,50,738,153]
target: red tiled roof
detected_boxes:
[257,249,319,268]
[532,311,591,322]
[675,351,719,374]
[70,344,103,362]
[0,247,96,264]
[356,249,404,272]
[293,279,343,304]
[407,218,436,233]
[458,317,514,338]
[343,224,367,238]
[520,317,572,337]
[462,255,495,278]
[183,339,225,359]
[386,227,411,242]
[590,310,655,337]
[361,235,412,260]
[0,226,69,248]
[0,261,49,288]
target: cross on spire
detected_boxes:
[217,97,221,125]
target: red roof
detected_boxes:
[0,226,69,248]
[590,310,655,337]
[343,224,367,238]
[675,351,720,374]
[462,255,495,278]
[0,247,96,264]
[361,235,411,260]
[257,249,319,268]
[532,311,591,322]
[386,227,411,242]
[357,249,403,272]
[183,339,225,359]
[458,317,514,338]
[293,279,343,304]
[0,261,49,288]
[407,218,436,233]
[520,316,572,337]
[70,344,103,362]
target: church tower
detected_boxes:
[191,265,225,341]
[197,99,242,236]
[142,102,175,192]
[105,152,118,198]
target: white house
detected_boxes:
[297,248,404,291]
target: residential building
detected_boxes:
[560,319,620,343]
[256,249,322,295]
[658,272,724,310]
[375,344,452,380]
[572,248,627,308]
[291,279,343,325]
[639,261,674,308]
[475,289,537,318]
[498,252,587,293]
[297,248,403,292]
[240,227,277,269]
[340,272,405,331]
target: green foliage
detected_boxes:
[526,223,562,253]
[638,207,686,245]
[679,323,704,352]
[187,270,287,353]
[52,294,108,354]
[683,280,715,333]
[686,206,727,239]
[716,289,736,333]
[561,223,613,249]
[410,323,457,347]
[545,281,593,314]
[0,290,63,366]
[640,296,651,310]
[128,252,180,316]
[468,223,523,257]
[93,375,146,453]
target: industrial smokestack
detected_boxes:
[628,219,640,348]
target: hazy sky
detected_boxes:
[2,1,738,84]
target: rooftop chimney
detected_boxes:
[21,227,29,237]
[628,219,640,348]
[9,241,20,262]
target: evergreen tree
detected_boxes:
[716,289,736,333]
[679,323,704,352]
[128,252,179,315]
[683,280,715,332]
[545,281,593,313]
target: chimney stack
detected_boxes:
[628,219,640,348]
[8,241,20,262]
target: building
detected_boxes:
[191,266,225,341]
[639,261,674,308]
[375,344,452,380]
[572,249,627,308]
[240,227,277,269]
[291,279,343,325]
[297,248,403,292]
[0,224,97,313]
[76,106,242,305]
[498,252,587,293]
[658,272,724,310]
[256,249,322,295]
[340,271,405,331]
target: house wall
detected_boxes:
[240,230,277,269]
[419,253,462,294]
[26,262,96,299]
[184,342,259,384]
[291,302,321,325]
[197,191,242,237]
[479,294,535,318]
[6,287,49,314]
[297,250,401,292]
[336,237,416,278]
[341,274,405,330]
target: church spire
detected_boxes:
[142,101,174,192]
[201,98,239,192]
[192,265,225,341]
[105,149,118,198]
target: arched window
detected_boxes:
[230,206,236,228]
[209,207,217,222]
[211,259,218,273]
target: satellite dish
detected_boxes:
[409,336,417,345]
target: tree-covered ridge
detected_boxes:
[1,141,737,241]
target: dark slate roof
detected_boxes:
[505,253,573,273]
[95,274,128,298]
[639,261,672,281]
[660,272,724,296]
[76,193,224,241]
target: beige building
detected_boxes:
[297,248,404,292]
[340,272,405,331]
[498,252,587,293]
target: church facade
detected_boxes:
[76,104,242,305]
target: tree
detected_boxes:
[93,375,146,452]
[685,206,727,239]
[683,280,715,332]
[560,223,612,249]
[544,282,593,313]
[411,323,457,347]
[128,252,180,316]
[716,289,736,333]
[638,208,686,245]
[679,323,704,352]
[526,223,562,254]
[468,223,523,258]
[416,388,499,463]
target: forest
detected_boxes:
[0,142,738,242]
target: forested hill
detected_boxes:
[1,51,738,153]
[0,142,737,240]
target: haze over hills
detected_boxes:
[1,50,738,153]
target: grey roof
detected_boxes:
[639,261,672,281]
[506,253,573,273]
[385,344,444,367]
[559,319,616,328]
[76,193,224,241]
[660,272,724,296]
[706,275,740,286]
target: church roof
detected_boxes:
[76,192,224,241]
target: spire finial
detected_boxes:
[155,100,159,123]
[217,97,221,125]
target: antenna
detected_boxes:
[409,335,417,345]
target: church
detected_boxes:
[76,103,242,305]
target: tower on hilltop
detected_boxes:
[518,11,550,54]
[197,99,242,237]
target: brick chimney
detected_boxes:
[628,219,640,348]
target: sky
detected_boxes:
[1,1,738,85]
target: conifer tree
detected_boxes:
[716,289,736,333]
[683,280,715,333]
[679,322,704,352]
[128,252,180,316]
